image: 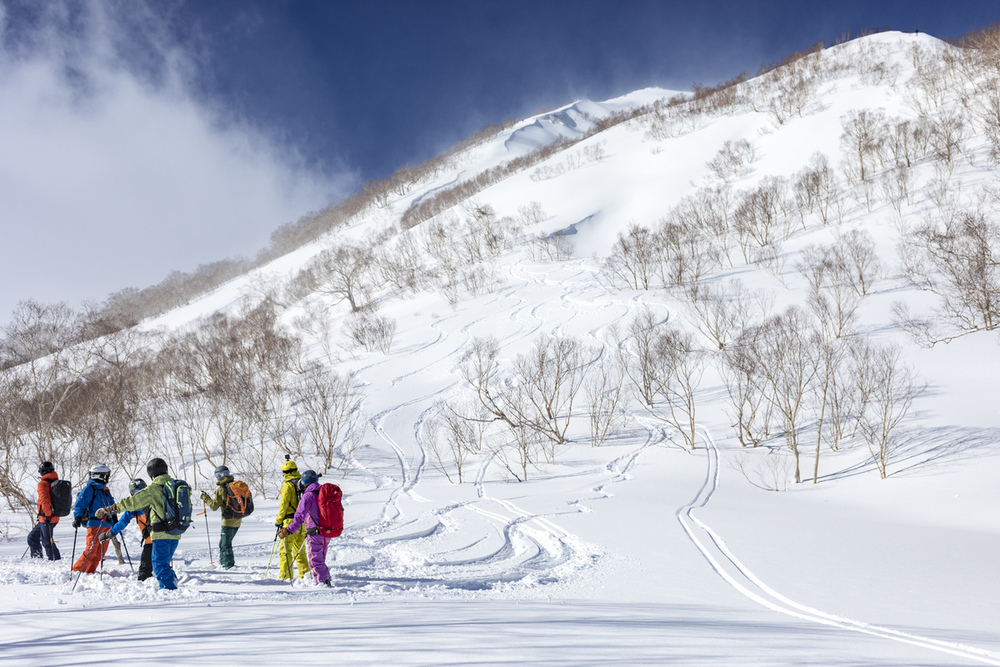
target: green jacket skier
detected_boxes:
[200,466,242,569]
[96,458,181,589]
[102,473,181,541]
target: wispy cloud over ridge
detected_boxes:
[0,2,354,323]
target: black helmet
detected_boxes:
[214,465,231,480]
[299,469,320,490]
[147,457,168,478]
[129,478,147,495]
[89,463,111,484]
[38,461,55,476]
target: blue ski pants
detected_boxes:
[151,538,180,590]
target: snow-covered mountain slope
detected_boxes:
[4,30,1000,666]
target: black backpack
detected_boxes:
[49,479,72,517]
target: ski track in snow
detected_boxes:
[324,263,611,596]
[679,429,1000,666]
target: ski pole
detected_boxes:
[265,527,280,577]
[290,537,309,585]
[71,531,101,592]
[199,503,214,564]
[119,534,134,572]
[97,515,115,567]
[97,515,114,580]
[70,527,79,572]
[282,533,295,580]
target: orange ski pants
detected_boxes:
[72,526,111,573]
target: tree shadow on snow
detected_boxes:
[0,600,973,666]
[819,425,1000,482]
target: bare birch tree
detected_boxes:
[424,403,486,483]
[754,307,820,483]
[293,362,364,476]
[585,346,628,447]
[602,223,658,290]
[312,243,375,313]
[853,342,922,479]
[900,212,1000,332]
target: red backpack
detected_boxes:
[313,483,344,538]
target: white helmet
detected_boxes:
[89,463,111,484]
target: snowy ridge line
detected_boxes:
[677,430,1000,666]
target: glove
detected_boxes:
[72,516,83,529]
[95,507,108,519]
[98,531,114,543]
[277,527,290,539]
[200,492,211,503]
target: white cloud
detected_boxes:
[0,2,355,323]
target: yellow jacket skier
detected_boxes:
[276,459,310,580]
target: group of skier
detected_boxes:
[26,456,339,590]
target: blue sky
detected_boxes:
[153,0,1000,180]
[1,0,999,323]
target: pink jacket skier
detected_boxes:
[280,471,332,587]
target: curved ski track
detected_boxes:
[679,430,1000,666]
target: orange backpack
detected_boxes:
[223,480,255,518]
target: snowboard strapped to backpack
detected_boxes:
[310,483,344,538]
[48,479,73,517]
[223,480,254,519]
[152,478,192,535]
